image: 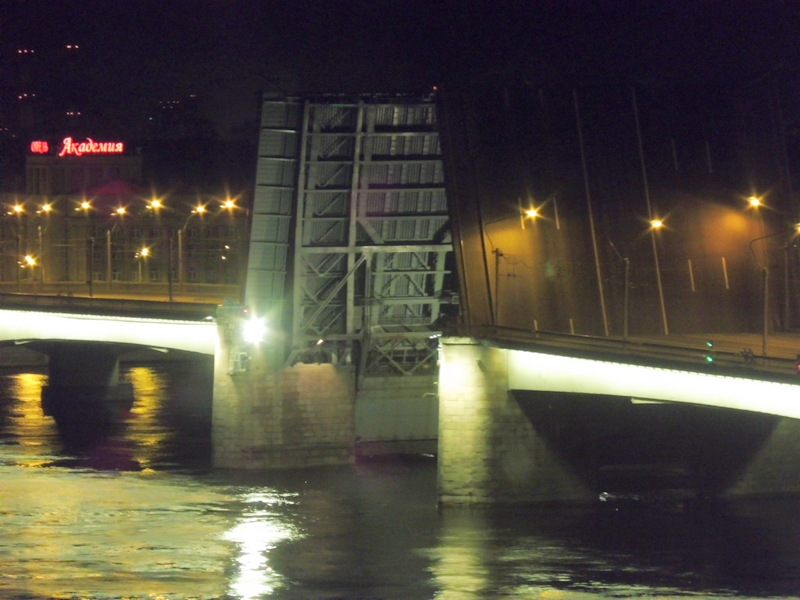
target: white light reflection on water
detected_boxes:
[222,490,301,599]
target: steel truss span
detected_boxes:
[246,93,456,376]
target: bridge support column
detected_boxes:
[437,337,594,506]
[41,344,133,428]
[212,310,355,469]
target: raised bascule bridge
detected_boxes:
[5,91,800,505]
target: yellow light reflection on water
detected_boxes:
[125,366,169,468]
[1,467,236,598]
[9,372,48,412]
[5,372,57,466]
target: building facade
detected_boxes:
[0,135,248,294]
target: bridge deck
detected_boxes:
[0,293,219,322]
[453,326,800,382]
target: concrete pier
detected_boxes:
[40,343,134,419]
[211,309,355,469]
[437,337,593,505]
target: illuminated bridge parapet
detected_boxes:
[0,308,217,355]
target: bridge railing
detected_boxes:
[451,325,798,380]
[0,293,219,321]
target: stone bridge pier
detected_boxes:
[211,308,356,469]
[39,342,134,430]
[437,338,594,506]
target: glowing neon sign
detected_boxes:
[30,141,50,154]
[58,137,124,157]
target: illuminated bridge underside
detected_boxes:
[509,349,800,419]
[0,309,217,355]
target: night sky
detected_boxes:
[3,0,800,333]
[5,0,800,138]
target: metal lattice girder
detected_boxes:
[245,94,455,372]
[363,328,440,376]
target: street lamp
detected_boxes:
[608,240,630,339]
[106,208,126,288]
[649,217,669,336]
[749,224,800,356]
[9,203,25,292]
[177,204,207,290]
[136,246,150,283]
[77,199,94,296]
[21,254,37,284]
[485,201,545,326]
[36,202,52,285]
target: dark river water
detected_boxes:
[2,359,800,599]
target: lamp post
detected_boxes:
[146,196,174,301]
[609,240,630,339]
[220,197,247,289]
[749,225,800,356]
[12,203,24,292]
[106,206,126,289]
[15,234,21,292]
[485,202,543,326]
[747,195,771,355]
[136,246,150,283]
[36,202,51,285]
[168,235,174,301]
[633,89,669,336]
[77,199,93,295]
[649,218,669,336]
[177,204,206,291]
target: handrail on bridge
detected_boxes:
[446,324,798,379]
[0,292,219,322]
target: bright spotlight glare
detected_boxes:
[243,317,266,344]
